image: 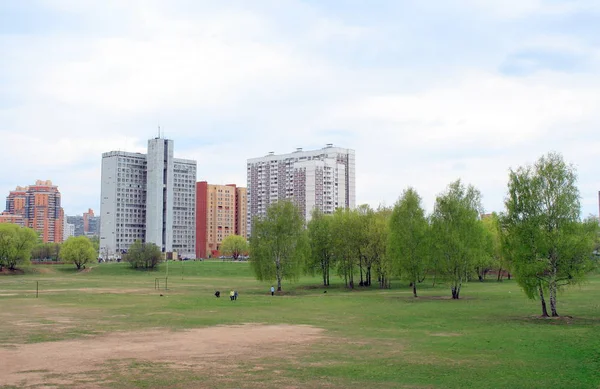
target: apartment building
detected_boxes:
[2,180,64,243]
[99,137,196,259]
[195,182,247,259]
[67,208,100,237]
[246,144,355,234]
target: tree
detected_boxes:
[481,213,511,281]
[220,235,249,260]
[306,208,335,286]
[430,180,486,299]
[503,152,598,317]
[249,201,308,291]
[124,240,163,269]
[389,188,430,297]
[60,236,96,270]
[369,206,393,289]
[330,208,361,288]
[0,224,38,271]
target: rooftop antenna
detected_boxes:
[157,125,161,139]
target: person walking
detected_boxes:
[229,290,235,301]
[234,290,238,301]
[270,286,275,296]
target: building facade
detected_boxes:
[99,138,196,259]
[195,182,247,259]
[2,180,64,243]
[67,208,100,237]
[246,145,355,234]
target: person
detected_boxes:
[229,290,235,301]
[234,290,238,301]
[214,291,220,298]
[270,286,275,296]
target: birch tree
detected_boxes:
[430,180,485,299]
[388,188,429,297]
[250,201,308,292]
[503,152,597,317]
[306,208,335,286]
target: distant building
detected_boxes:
[0,211,25,226]
[2,180,64,243]
[99,137,197,258]
[63,218,75,241]
[246,144,355,235]
[195,182,247,259]
[66,208,100,238]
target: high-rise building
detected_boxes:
[246,144,355,234]
[67,208,100,237]
[195,182,247,259]
[99,138,197,259]
[2,180,64,243]
[63,218,75,241]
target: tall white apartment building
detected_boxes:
[246,144,355,235]
[100,138,197,259]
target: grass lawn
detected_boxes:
[1,261,599,388]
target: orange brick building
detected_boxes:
[195,182,247,259]
[2,180,64,243]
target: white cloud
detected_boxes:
[1,0,599,218]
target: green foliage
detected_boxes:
[306,208,335,286]
[388,188,429,297]
[366,206,392,289]
[330,208,362,288]
[60,236,97,270]
[503,152,596,317]
[31,242,61,261]
[430,180,486,299]
[249,201,308,291]
[124,240,163,270]
[220,234,249,260]
[0,224,38,270]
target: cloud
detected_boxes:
[0,0,599,218]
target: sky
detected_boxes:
[1,0,599,217]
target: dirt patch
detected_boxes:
[0,268,25,275]
[0,324,324,387]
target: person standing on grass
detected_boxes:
[234,290,238,301]
[270,286,275,296]
[230,290,235,301]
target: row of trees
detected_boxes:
[249,152,599,316]
[0,224,99,271]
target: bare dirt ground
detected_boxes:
[0,324,324,388]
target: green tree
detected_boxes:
[369,206,393,289]
[0,224,38,270]
[331,208,361,288]
[89,236,100,255]
[388,188,430,297]
[124,240,163,269]
[430,180,486,299]
[60,236,96,270]
[306,208,335,286]
[481,213,511,281]
[503,152,598,317]
[220,234,249,260]
[249,201,308,291]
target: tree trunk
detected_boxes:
[412,282,417,298]
[549,282,559,317]
[497,268,503,281]
[538,284,549,317]
[359,257,364,286]
[276,256,282,291]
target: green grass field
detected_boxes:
[1,261,599,389]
